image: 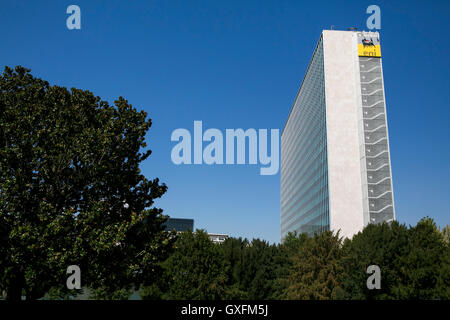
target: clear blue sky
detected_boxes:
[1,0,449,243]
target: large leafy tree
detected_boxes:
[395,218,449,299]
[241,239,278,300]
[221,238,278,299]
[341,218,449,300]
[220,237,249,299]
[0,66,171,300]
[155,230,228,300]
[272,232,308,299]
[283,231,345,300]
[341,221,409,300]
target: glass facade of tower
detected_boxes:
[280,36,330,240]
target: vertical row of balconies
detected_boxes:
[359,57,394,224]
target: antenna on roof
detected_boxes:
[330,25,334,30]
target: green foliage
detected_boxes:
[89,287,133,300]
[395,218,449,299]
[221,237,279,299]
[139,282,165,300]
[272,232,308,298]
[154,230,228,300]
[43,286,83,300]
[220,237,250,299]
[341,221,409,299]
[0,66,171,300]
[40,215,450,300]
[283,231,345,300]
[341,218,449,300]
[441,225,450,244]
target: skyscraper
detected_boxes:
[281,30,395,241]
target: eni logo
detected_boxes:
[358,36,381,57]
[361,38,375,47]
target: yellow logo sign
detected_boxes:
[358,37,381,57]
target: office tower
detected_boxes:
[281,30,395,240]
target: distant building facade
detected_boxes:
[163,218,194,232]
[208,233,229,244]
[163,217,229,244]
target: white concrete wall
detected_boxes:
[322,30,366,239]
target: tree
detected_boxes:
[221,237,278,299]
[243,239,279,299]
[272,232,308,299]
[394,218,449,299]
[0,66,171,300]
[341,221,409,300]
[441,225,450,245]
[156,230,228,300]
[341,218,449,300]
[283,231,345,300]
[220,237,249,299]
